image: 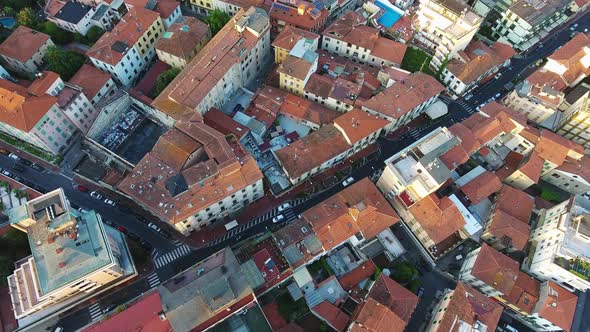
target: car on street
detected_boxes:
[90,191,103,199]
[115,225,126,233]
[148,222,161,232]
[494,92,501,99]
[585,28,589,33]
[278,202,291,212]
[570,23,578,31]
[416,287,425,297]
[8,153,19,160]
[77,185,89,192]
[342,177,354,187]
[272,214,285,223]
[19,159,31,166]
[102,305,116,314]
[2,170,12,177]
[464,94,473,101]
[102,219,113,226]
[78,208,90,213]
[31,164,45,171]
[126,232,140,241]
[140,240,152,250]
[455,254,464,261]
[104,199,116,206]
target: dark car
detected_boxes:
[416,287,425,297]
[19,159,32,166]
[127,232,140,241]
[31,164,45,171]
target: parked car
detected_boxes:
[77,185,89,192]
[8,153,19,160]
[19,159,31,166]
[278,202,291,212]
[90,191,103,199]
[272,214,285,223]
[455,254,464,261]
[127,232,140,241]
[104,199,116,206]
[78,208,90,214]
[102,305,116,314]
[416,287,425,297]
[31,164,45,171]
[148,222,161,232]
[494,92,501,99]
[115,225,126,233]
[139,240,152,250]
[342,177,354,187]
[570,23,579,31]
[2,170,12,177]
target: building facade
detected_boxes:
[0,26,54,76]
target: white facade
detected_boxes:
[0,39,54,76]
[47,1,97,35]
[321,35,399,68]
[503,87,563,124]
[162,5,182,29]
[458,247,504,297]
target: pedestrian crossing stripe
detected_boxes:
[147,272,160,288]
[153,245,191,268]
[88,303,102,321]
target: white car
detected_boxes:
[272,215,285,223]
[148,222,161,232]
[455,254,464,261]
[570,23,578,31]
[342,177,354,187]
[8,153,19,160]
[90,191,103,200]
[464,94,473,101]
[78,208,89,214]
[104,199,116,206]
[278,202,291,212]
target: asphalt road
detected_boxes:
[13,9,590,331]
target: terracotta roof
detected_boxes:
[486,209,530,251]
[548,33,590,85]
[87,7,161,65]
[152,8,269,120]
[448,123,481,155]
[556,156,590,182]
[84,291,172,332]
[408,194,465,244]
[369,36,407,65]
[333,108,389,145]
[27,71,60,97]
[439,144,469,170]
[535,282,577,332]
[328,77,361,105]
[535,129,584,166]
[350,297,406,332]
[362,72,444,119]
[0,26,51,63]
[216,0,264,10]
[437,283,503,332]
[520,126,541,143]
[313,301,350,332]
[277,55,315,81]
[368,274,418,324]
[460,171,502,204]
[46,0,66,17]
[272,25,320,51]
[203,108,249,139]
[269,3,328,30]
[302,178,399,250]
[155,17,210,60]
[470,244,519,295]
[279,93,340,126]
[0,79,57,132]
[305,74,333,98]
[461,113,504,145]
[515,151,544,183]
[480,101,527,130]
[494,185,534,223]
[69,64,112,100]
[505,271,540,314]
[447,40,514,85]
[337,259,376,291]
[153,0,179,19]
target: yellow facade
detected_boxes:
[279,73,305,96]
[274,46,290,64]
[136,17,165,57]
[190,0,214,11]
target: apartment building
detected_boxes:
[441,40,515,98]
[152,7,270,120]
[491,0,572,51]
[87,7,165,86]
[155,17,211,69]
[556,83,590,149]
[277,40,318,96]
[118,118,264,235]
[272,26,320,65]
[6,188,135,326]
[525,195,590,292]
[188,0,262,15]
[362,72,444,132]
[305,74,359,112]
[0,79,78,155]
[414,0,483,70]
[154,0,182,29]
[321,10,407,68]
[426,282,503,332]
[0,26,54,76]
[273,108,388,185]
[269,2,329,34]
[45,0,97,35]
[69,64,116,106]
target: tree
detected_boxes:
[154,67,181,96]
[85,26,104,45]
[16,7,39,29]
[42,22,75,45]
[3,7,16,17]
[392,261,419,284]
[44,46,86,80]
[205,9,231,36]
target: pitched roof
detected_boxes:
[439,144,470,170]
[471,244,519,295]
[313,301,350,332]
[277,55,315,80]
[69,64,112,100]
[27,71,60,97]
[446,40,513,84]
[368,274,418,324]
[0,79,57,132]
[272,25,320,51]
[486,209,530,251]
[517,151,544,183]
[0,26,51,62]
[535,129,584,166]
[362,72,444,119]
[448,123,482,155]
[278,93,340,127]
[460,171,502,204]
[494,185,534,223]
[505,271,540,314]
[155,17,210,60]
[555,156,590,183]
[534,282,578,332]
[408,194,465,244]
[333,108,389,145]
[154,0,180,19]
[350,297,406,332]
[460,112,504,145]
[269,3,328,30]
[437,283,503,332]
[337,259,376,291]
[203,108,249,139]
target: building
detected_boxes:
[69,64,116,106]
[524,281,578,332]
[556,83,590,149]
[154,0,182,29]
[158,248,258,331]
[542,156,590,195]
[441,40,515,98]
[277,40,318,96]
[304,72,363,113]
[414,0,483,70]
[87,7,165,86]
[525,195,590,292]
[0,78,78,155]
[155,17,211,69]
[6,188,136,326]
[45,0,97,35]
[269,2,329,34]
[321,11,407,68]
[0,26,54,76]
[273,108,388,185]
[362,72,444,132]
[117,117,264,235]
[490,0,573,51]
[278,93,340,130]
[426,282,503,332]
[187,0,263,16]
[272,26,320,65]
[152,7,270,120]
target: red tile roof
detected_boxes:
[368,274,418,324]
[448,123,482,155]
[439,144,470,170]
[494,185,534,223]
[84,291,172,332]
[333,108,389,145]
[350,297,406,332]
[272,25,320,51]
[461,113,504,145]
[446,40,514,84]
[486,209,530,251]
[0,26,51,63]
[408,194,465,244]
[269,3,328,31]
[337,259,377,291]
[556,156,590,183]
[277,54,316,80]
[516,151,544,183]
[203,108,249,139]
[0,79,57,132]
[313,301,350,332]
[535,282,577,332]
[154,0,179,19]
[505,271,540,314]
[69,64,112,100]
[155,17,210,60]
[535,129,584,166]
[470,244,519,295]
[460,171,502,204]
[27,71,60,97]
[279,93,340,127]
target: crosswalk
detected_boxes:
[456,99,474,112]
[147,272,160,288]
[88,303,102,321]
[153,244,191,268]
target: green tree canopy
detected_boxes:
[154,67,181,96]
[42,21,75,45]
[16,7,40,29]
[205,9,231,36]
[44,46,86,80]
